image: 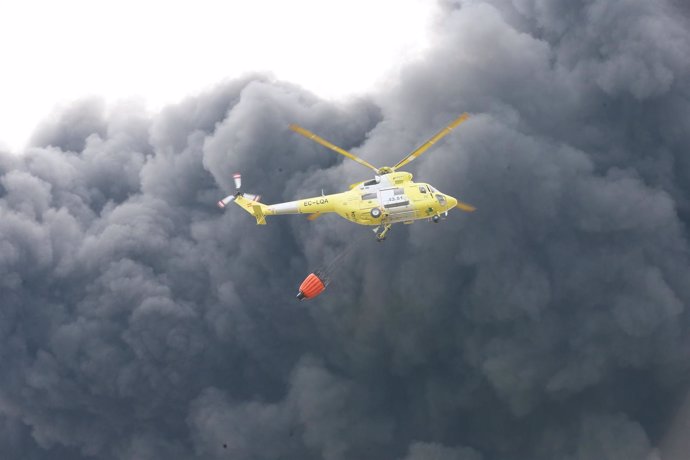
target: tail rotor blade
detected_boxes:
[219,173,258,209]
[218,195,236,208]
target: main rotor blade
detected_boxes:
[289,124,378,172]
[393,113,470,171]
[456,201,476,212]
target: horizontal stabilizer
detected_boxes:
[231,195,269,224]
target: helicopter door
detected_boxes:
[356,191,379,223]
[380,188,409,209]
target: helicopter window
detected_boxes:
[393,188,405,195]
[361,193,377,200]
[363,179,378,186]
[435,194,447,205]
[419,186,427,194]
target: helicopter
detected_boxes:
[218,113,476,241]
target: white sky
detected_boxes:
[0,0,436,153]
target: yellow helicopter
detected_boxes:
[218,114,476,241]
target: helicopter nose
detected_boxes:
[447,196,458,209]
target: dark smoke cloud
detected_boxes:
[1,0,690,458]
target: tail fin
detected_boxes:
[252,204,266,225]
[234,195,269,225]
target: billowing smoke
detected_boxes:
[1,1,690,458]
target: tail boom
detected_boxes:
[233,194,338,224]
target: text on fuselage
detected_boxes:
[303,198,329,207]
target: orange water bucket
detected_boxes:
[296,272,326,300]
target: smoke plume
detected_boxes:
[1,1,690,458]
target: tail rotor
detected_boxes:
[217,173,261,209]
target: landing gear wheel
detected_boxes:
[370,207,382,218]
[432,215,440,223]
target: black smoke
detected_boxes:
[1,1,690,458]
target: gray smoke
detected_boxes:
[1,0,690,458]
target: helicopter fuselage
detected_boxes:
[235,171,459,226]
[222,113,474,238]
